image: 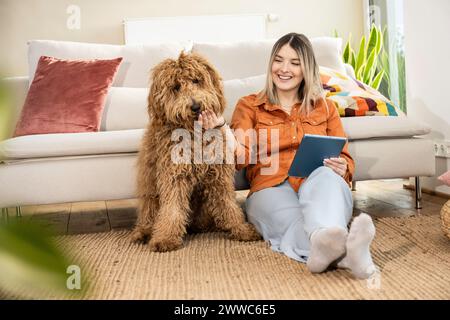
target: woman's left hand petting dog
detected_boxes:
[130,52,261,252]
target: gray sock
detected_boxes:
[337,213,377,279]
[307,226,348,273]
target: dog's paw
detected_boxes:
[149,237,184,252]
[230,223,262,241]
[130,228,150,244]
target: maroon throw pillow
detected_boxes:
[14,56,123,137]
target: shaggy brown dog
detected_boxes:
[131,52,261,252]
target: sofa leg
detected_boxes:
[415,176,422,209]
[16,206,22,218]
[1,208,8,222]
[351,181,356,191]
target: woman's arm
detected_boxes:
[325,99,355,183]
[198,98,256,170]
[198,110,244,158]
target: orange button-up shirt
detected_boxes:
[230,94,355,196]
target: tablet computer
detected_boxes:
[288,134,347,178]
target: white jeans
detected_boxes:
[246,166,353,263]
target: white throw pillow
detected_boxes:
[193,40,275,81]
[101,87,149,131]
[193,37,346,80]
[99,74,266,131]
[27,40,190,88]
[311,37,345,73]
[222,74,266,123]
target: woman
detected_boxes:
[199,33,376,279]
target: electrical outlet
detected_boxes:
[434,142,440,156]
[434,140,450,158]
[440,143,446,156]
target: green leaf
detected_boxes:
[367,24,378,58]
[366,59,378,84]
[0,80,12,142]
[380,49,390,79]
[369,58,378,81]
[350,49,357,70]
[0,221,66,273]
[355,36,366,75]
[382,25,389,49]
[371,69,385,90]
[357,63,365,81]
[363,49,377,84]
[375,25,383,55]
[343,36,351,64]
[0,221,82,298]
[333,29,339,38]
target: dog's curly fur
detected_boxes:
[131,52,261,252]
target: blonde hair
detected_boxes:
[258,33,325,115]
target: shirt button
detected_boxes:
[293,136,296,139]
[270,121,273,124]
[291,122,295,126]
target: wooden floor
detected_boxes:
[2,179,448,235]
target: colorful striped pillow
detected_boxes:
[320,66,400,117]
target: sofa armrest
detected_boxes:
[1,76,29,139]
[344,63,356,78]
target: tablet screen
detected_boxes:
[288,134,347,178]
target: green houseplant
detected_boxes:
[336,24,387,91]
[335,25,407,113]
[0,79,84,299]
[0,78,12,142]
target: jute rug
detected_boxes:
[43,214,450,299]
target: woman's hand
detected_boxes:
[323,157,347,177]
[198,110,225,130]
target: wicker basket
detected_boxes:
[441,200,450,239]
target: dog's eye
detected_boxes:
[193,79,200,84]
[173,84,181,91]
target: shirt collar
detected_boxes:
[252,94,302,112]
[252,94,282,112]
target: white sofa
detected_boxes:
[0,38,435,211]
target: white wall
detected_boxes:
[0,0,364,77]
[404,0,450,195]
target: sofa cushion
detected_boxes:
[100,75,266,131]
[0,115,430,161]
[101,87,149,131]
[341,116,430,140]
[321,66,402,117]
[222,74,266,123]
[28,40,189,88]
[0,117,430,161]
[311,37,346,74]
[14,56,123,137]
[192,37,346,80]
[0,129,144,160]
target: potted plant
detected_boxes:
[335,24,387,91]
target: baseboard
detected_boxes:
[403,183,450,199]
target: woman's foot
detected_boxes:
[307,226,348,273]
[337,213,377,279]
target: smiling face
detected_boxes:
[271,43,303,96]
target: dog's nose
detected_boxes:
[191,99,201,114]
